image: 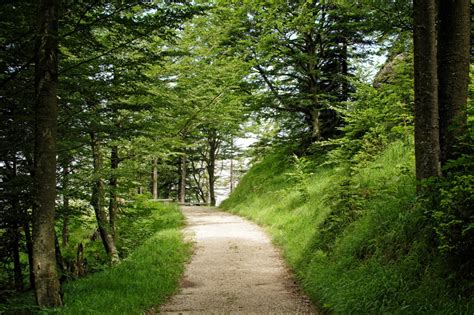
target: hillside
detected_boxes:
[221,140,473,314]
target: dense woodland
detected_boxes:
[0,0,472,313]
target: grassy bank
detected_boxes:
[61,201,190,314]
[1,201,190,314]
[62,228,188,314]
[221,140,473,314]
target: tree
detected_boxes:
[413,0,441,181]
[32,0,62,307]
[437,0,470,165]
[413,0,470,181]
[160,11,249,205]
[222,1,371,144]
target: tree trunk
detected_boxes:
[23,220,35,289]
[109,146,119,239]
[90,132,120,265]
[32,0,62,307]
[54,232,65,279]
[11,227,24,291]
[207,135,219,207]
[413,0,441,181]
[230,157,234,193]
[61,163,69,247]
[76,243,85,277]
[10,171,24,291]
[437,0,470,166]
[179,155,187,203]
[62,210,69,247]
[152,158,158,199]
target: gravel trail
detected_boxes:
[160,206,315,314]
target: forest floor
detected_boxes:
[157,206,314,314]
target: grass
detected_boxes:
[61,228,189,314]
[221,140,473,314]
[1,201,190,314]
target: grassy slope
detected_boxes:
[62,229,188,314]
[221,141,472,314]
[61,202,190,314]
[1,202,190,314]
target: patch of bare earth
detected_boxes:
[159,206,315,314]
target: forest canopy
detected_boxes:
[0,0,472,313]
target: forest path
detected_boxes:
[159,206,314,314]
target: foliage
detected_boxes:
[61,229,189,314]
[432,174,474,254]
[0,201,189,314]
[324,53,413,166]
[222,141,473,314]
[221,45,471,313]
[116,199,184,257]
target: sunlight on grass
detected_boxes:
[62,229,190,314]
[221,141,473,314]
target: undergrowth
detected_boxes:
[221,140,473,314]
[1,201,190,314]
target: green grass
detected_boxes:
[221,140,473,314]
[61,201,190,314]
[1,201,190,314]
[61,228,189,314]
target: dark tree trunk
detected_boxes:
[90,132,119,264]
[340,40,349,101]
[179,155,187,203]
[61,163,69,247]
[10,173,24,291]
[54,232,65,277]
[206,135,219,207]
[413,0,441,181]
[109,146,119,239]
[190,160,207,203]
[437,0,470,166]
[23,220,34,289]
[11,227,24,291]
[230,157,234,193]
[32,0,62,307]
[62,210,69,247]
[75,243,85,277]
[152,158,158,199]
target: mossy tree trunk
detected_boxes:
[32,0,62,307]
[413,0,442,181]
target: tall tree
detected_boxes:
[413,0,470,182]
[413,0,441,180]
[32,0,62,307]
[224,1,369,143]
[437,0,470,165]
[90,131,120,264]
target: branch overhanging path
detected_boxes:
[159,206,314,314]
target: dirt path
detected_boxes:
[160,206,315,314]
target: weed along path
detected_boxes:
[160,206,314,314]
